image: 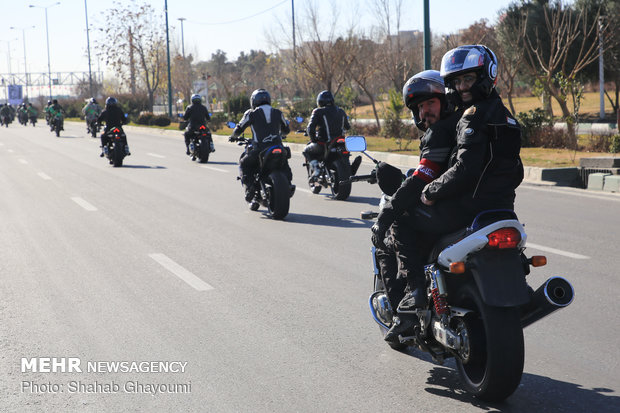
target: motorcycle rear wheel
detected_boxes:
[453,284,524,402]
[330,158,352,201]
[113,144,124,167]
[266,171,290,220]
[198,141,210,163]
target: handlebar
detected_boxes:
[339,172,377,185]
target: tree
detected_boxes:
[96,0,166,111]
[347,36,382,129]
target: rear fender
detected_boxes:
[467,249,529,307]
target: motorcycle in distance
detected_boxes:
[29,114,37,127]
[88,118,100,138]
[51,112,64,137]
[0,113,10,127]
[18,111,28,126]
[228,121,294,220]
[187,124,214,163]
[344,135,575,402]
[299,118,362,200]
[101,125,129,167]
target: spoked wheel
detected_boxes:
[330,159,352,200]
[374,276,406,351]
[266,171,290,220]
[453,284,524,402]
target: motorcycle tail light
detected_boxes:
[336,138,345,144]
[487,228,521,249]
[342,151,350,155]
[272,148,282,154]
[199,125,206,130]
[529,256,547,267]
[113,128,119,132]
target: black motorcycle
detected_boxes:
[234,136,294,220]
[29,114,37,126]
[18,111,28,126]
[0,113,10,127]
[88,118,100,138]
[51,112,63,137]
[102,126,129,167]
[303,137,361,200]
[345,136,575,402]
[188,124,214,163]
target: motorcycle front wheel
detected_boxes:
[266,170,290,220]
[330,158,352,201]
[453,283,524,402]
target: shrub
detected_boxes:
[610,134,620,153]
[151,114,171,127]
[137,112,155,125]
[517,108,552,147]
[209,111,227,131]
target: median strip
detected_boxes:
[148,253,214,291]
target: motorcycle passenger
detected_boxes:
[229,88,292,202]
[372,70,460,340]
[376,45,524,341]
[97,96,129,157]
[82,98,102,133]
[183,94,212,155]
[303,90,351,181]
[49,99,65,131]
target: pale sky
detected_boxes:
[1,0,516,76]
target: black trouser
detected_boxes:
[302,142,326,162]
[100,128,128,150]
[239,147,293,186]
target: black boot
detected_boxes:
[397,288,428,313]
[384,314,417,343]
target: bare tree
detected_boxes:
[496,12,527,115]
[96,0,166,111]
[347,36,382,129]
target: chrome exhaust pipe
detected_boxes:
[521,276,574,328]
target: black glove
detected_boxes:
[228,135,237,142]
[371,209,396,250]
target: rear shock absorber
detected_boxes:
[430,267,449,316]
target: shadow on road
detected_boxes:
[206,161,238,166]
[117,165,167,169]
[422,365,620,412]
[281,212,373,228]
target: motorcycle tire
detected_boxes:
[453,283,524,402]
[91,124,97,138]
[55,125,60,137]
[374,276,407,351]
[113,144,124,167]
[330,158,352,201]
[304,162,322,194]
[266,170,290,220]
[198,142,210,163]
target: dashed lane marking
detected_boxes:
[148,253,214,291]
[71,197,98,211]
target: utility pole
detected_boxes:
[164,0,173,117]
[423,0,431,70]
[30,2,60,100]
[10,26,34,99]
[84,0,93,97]
[178,17,186,58]
[598,16,605,120]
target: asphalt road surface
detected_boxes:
[1,121,619,412]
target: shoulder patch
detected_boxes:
[464,106,476,116]
[464,128,474,135]
[507,116,517,125]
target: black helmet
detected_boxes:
[90,98,97,104]
[52,99,58,104]
[47,100,52,105]
[191,94,202,104]
[402,70,450,131]
[440,44,498,105]
[316,90,334,107]
[250,89,271,109]
[105,96,117,107]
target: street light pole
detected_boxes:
[30,2,60,100]
[10,26,35,100]
[84,0,93,97]
[165,0,173,117]
[178,17,186,58]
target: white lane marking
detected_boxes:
[37,172,52,180]
[0,143,4,146]
[526,242,590,260]
[297,187,312,194]
[71,197,98,211]
[520,184,620,203]
[148,253,214,291]
[8,149,15,153]
[200,165,228,172]
[147,153,166,158]
[18,159,28,164]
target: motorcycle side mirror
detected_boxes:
[345,135,367,152]
[177,113,183,118]
[295,116,304,123]
[226,121,236,129]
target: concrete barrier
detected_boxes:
[587,173,611,191]
[603,175,620,193]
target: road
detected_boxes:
[1,121,619,412]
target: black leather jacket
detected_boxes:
[423,90,523,213]
[183,103,211,130]
[232,105,290,150]
[97,105,127,132]
[306,105,350,143]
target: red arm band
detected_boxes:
[412,158,441,184]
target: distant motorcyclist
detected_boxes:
[183,94,212,155]
[17,104,28,125]
[82,98,102,133]
[97,96,129,157]
[27,103,38,123]
[0,103,12,126]
[49,99,64,131]
[229,88,292,202]
[303,90,351,182]
[44,100,53,125]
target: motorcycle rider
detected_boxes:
[303,90,351,182]
[17,103,28,125]
[228,88,293,202]
[0,103,11,125]
[27,103,38,123]
[372,70,460,340]
[183,94,212,155]
[82,98,102,133]
[376,45,524,341]
[44,100,53,125]
[97,96,130,157]
[49,99,64,131]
